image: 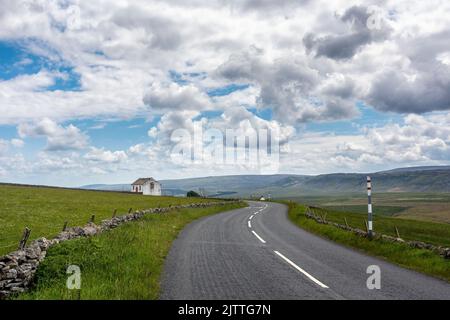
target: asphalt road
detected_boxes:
[160,201,450,300]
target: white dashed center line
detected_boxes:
[252,230,266,244]
[274,250,329,289]
[247,204,328,288]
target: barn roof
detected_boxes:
[132,177,157,185]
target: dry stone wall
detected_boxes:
[0,201,239,299]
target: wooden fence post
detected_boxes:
[18,227,31,250]
[112,209,117,218]
[62,221,68,231]
[395,226,401,239]
[128,208,132,214]
[90,214,95,223]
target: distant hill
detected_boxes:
[82,184,132,192]
[80,165,450,197]
[378,166,450,173]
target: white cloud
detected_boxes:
[215,48,360,123]
[0,71,56,93]
[89,123,107,130]
[143,82,213,112]
[1,112,450,184]
[84,147,128,163]
[89,167,109,175]
[284,113,450,174]
[0,139,8,155]
[0,0,447,126]
[35,153,83,172]
[10,139,24,148]
[128,143,146,155]
[18,118,89,151]
[0,0,449,184]
[365,114,450,162]
[147,127,158,138]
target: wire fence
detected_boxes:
[0,200,234,256]
[0,203,219,256]
[0,216,101,255]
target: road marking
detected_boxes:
[252,231,266,244]
[249,215,254,220]
[248,221,252,228]
[273,251,329,289]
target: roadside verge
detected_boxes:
[286,201,450,282]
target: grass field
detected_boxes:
[286,202,450,282]
[0,184,218,256]
[283,192,450,224]
[14,202,244,300]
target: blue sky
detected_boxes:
[0,1,449,186]
[0,40,268,156]
[0,41,81,90]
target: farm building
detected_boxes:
[131,178,162,196]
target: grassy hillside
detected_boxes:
[82,166,450,196]
[15,203,244,300]
[287,202,450,282]
[0,184,216,256]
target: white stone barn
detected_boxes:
[131,178,162,196]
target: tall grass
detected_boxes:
[15,203,245,300]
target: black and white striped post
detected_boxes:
[367,176,373,239]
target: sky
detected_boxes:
[0,0,449,187]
